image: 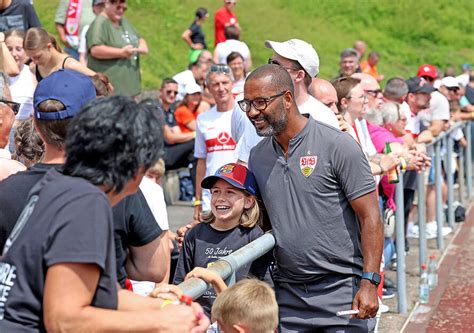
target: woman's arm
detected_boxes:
[65,57,96,77]
[43,262,206,332]
[90,44,136,60]
[137,38,149,55]
[0,38,20,76]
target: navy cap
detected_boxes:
[34,70,96,120]
[406,77,436,94]
[201,163,258,196]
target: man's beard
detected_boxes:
[254,110,288,137]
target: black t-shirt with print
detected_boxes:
[0,169,117,332]
[0,163,163,289]
[173,222,270,317]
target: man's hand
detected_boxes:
[352,279,379,319]
[380,153,400,172]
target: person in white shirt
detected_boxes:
[194,64,238,218]
[213,25,251,71]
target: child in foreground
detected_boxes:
[173,163,270,317]
[186,267,278,333]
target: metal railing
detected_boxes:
[177,232,275,299]
[394,120,473,314]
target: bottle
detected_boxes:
[420,264,430,304]
[428,256,438,290]
[384,142,399,184]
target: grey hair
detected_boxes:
[366,107,383,126]
[381,102,401,124]
[384,77,408,101]
[206,64,234,85]
[340,48,358,60]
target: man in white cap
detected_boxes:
[234,38,339,164]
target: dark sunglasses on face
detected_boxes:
[0,99,21,115]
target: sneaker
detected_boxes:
[407,224,420,238]
[378,303,389,313]
[382,288,395,300]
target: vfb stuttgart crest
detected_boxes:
[300,155,317,177]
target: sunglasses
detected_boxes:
[365,89,382,97]
[210,64,231,74]
[0,99,21,115]
[166,90,178,95]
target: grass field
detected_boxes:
[35,0,474,89]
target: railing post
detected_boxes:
[395,172,407,314]
[459,145,465,204]
[445,136,455,229]
[434,140,444,250]
[418,168,427,273]
[466,122,472,199]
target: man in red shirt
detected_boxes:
[214,0,240,46]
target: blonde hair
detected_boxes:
[212,279,278,333]
[201,192,261,228]
[147,158,165,179]
[24,27,62,53]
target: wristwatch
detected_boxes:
[361,272,381,286]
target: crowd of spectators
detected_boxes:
[0,0,473,332]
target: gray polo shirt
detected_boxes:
[248,118,375,283]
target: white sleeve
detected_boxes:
[238,124,262,163]
[194,117,207,158]
[78,25,89,54]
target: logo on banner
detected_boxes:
[300,155,317,177]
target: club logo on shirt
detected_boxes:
[300,155,317,177]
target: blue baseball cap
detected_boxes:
[34,70,96,120]
[201,163,258,196]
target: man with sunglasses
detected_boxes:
[244,64,381,332]
[157,78,196,187]
[235,38,339,164]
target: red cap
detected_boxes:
[422,264,427,270]
[180,294,193,306]
[429,255,435,260]
[417,64,437,79]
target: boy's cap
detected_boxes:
[34,70,96,120]
[406,77,436,94]
[265,39,320,77]
[201,163,258,196]
[417,64,437,79]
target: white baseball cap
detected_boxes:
[265,39,320,77]
[185,82,202,95]
[441,76,459,89]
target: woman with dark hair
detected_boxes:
[87,0,148,97]
[182,7,209,63]
[226,51,246,98]
[24,27,95,82]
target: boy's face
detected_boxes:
[210,179,254,224]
